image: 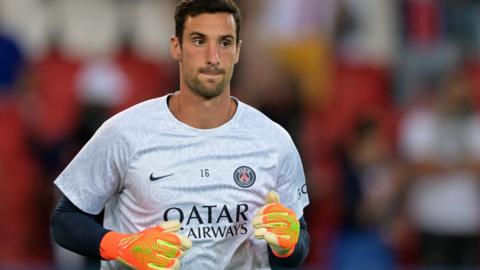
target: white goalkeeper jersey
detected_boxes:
[54,94,309,270]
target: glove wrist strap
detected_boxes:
[100,231,127,260]
[271,246,295,258]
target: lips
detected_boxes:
[199,67,224,76]
[201,71,222,75]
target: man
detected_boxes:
[51,1,310,269]
[400,70,480,269]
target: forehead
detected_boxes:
[183,13,236,37]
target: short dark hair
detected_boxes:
[175,0,242,45]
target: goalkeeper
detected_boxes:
[51,0,310,269]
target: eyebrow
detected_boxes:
[221,35,235,41]
[189,32,235,41]
[189,32,206,39]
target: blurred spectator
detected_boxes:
[241,0,334,109]
[255,63,303,143]
[0,30,25,95]
[443,0,480,57]
[399,69,480,269]
[23,37,85,270]
[74,37,174,145]
[332,116,406,270]
[75,56,128,145]
[394,0,480,105]
[111,36,173,114]
[395,0,453,104]
[0,23,50,268]
[0,89,50,268]
[335,0,398,66]
[24,37,82,173]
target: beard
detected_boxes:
[184,67,231,99]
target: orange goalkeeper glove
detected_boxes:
[253,191,300,258]
[100,221,192,270]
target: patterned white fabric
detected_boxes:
[55,94,309,270]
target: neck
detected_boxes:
[169,88,236,129]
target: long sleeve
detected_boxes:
[268,215,310,269]
[50,195,109,259]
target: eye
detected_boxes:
[192,38,205,46]
[220,39,233,48]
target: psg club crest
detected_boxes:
[233,166,256,188]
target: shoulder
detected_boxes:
[236,100,294,147]
[238,101,289,132]
[104,97,165,129]
[95,96,167,145]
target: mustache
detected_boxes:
[199,66,225,75]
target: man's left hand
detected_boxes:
[252,191,300,258]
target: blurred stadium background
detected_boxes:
[2,0,480,269]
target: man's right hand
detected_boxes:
[100,221,192,270]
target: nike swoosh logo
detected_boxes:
[149,173,174,181]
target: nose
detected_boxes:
[206,43,220,66]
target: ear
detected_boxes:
[170,35,182,61]
[234,40,242,64]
